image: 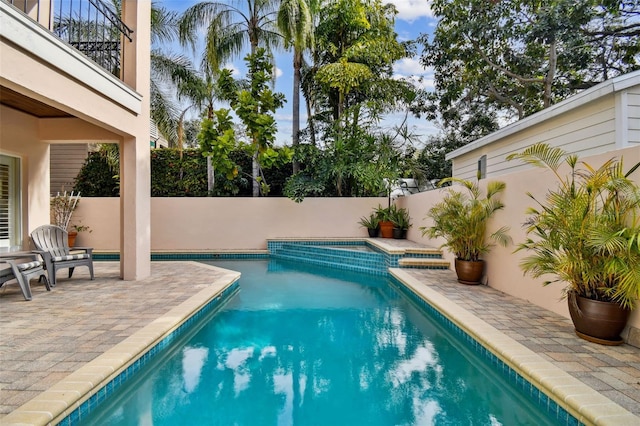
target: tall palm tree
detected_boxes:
[277,0,314,174]
[178,0,282,196]
[178,0,282,73]
[150,4,202,145]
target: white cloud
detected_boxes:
[222,63,242,77]
[275,67,283,79]
[392,58,434,90]
[386,0,433,22]
[394,57,430,76]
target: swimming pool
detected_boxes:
[80,259,558,425]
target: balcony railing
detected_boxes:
[6,0,133,79]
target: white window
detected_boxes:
[0,154,21,250]
[477,155,487,180]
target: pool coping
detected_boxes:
[389,268,639,426]
[1,262,240,426]
[3,256,636,425]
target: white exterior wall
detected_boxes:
[452,95,617,180]
[50,144,88,194]
[628,90,640,145]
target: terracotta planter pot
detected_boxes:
[568,294,631,345]
[379,221,394,238]
[67,231,78,248]
[454,258,484,285]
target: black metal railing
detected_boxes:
[5,0,133,79]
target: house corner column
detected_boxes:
[120,0,151,280]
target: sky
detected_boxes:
[161,0,439,147]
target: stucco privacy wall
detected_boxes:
[398,145,640,340]
[74,197,387,250]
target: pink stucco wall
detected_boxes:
[399,146,640,335]
[74,197,388,250]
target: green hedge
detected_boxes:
[73,148,292,197]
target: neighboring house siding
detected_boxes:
[451,95,617,181]
[629,91,640,145]
[50,144,88,195]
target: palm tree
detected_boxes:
[178,0,282,196]
[277,0,314,174]
[150,4,202,145]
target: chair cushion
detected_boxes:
[52,254,90,262]
[17,261,43,271]
[0,267,14,278]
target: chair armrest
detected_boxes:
[71,247,94,255]
[0,251,40,261]
[32,250,52,262]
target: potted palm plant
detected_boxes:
[390,206,411,239]
[507,143,640,345]
[358,213,380,237]
[421,178,510,285]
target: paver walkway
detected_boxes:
[0,258,639,421]
[404,268,640,418]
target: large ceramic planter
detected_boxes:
[367,228,378,238]
[568,294,631,345]
[379,221,394,238]
[454,258,484,285]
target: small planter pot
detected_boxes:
[454,258,484,285]
[568,294,631,345]
[392,228,407,239]
[379,221,394,238]
[67,231,78,248]
[367,228,378,238]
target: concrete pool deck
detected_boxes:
[0,257,639,425]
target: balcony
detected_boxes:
[4,0,133,79]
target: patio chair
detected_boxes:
[0,253,50,301]
[31,225,94,287]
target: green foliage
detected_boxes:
[218,49,290,195]
[390,206,411,230]
[309,0,413,127]
[74,151,120,196]
[420,0,640,126]
[421,179,510,261]
[198,109,238,180]
[151,149,209,196]
[507,143,640,309]
[284,125,422,202]
[358,213,380,230]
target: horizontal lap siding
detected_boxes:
[452,96,617,181]
[50,144,88,195]
[629,92,640,145]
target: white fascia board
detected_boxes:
[446,70,640,161]
[0,2,142,114]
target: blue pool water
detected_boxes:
[81,260,558,425]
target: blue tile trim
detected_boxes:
[60,281,239,425]
[268,241,444,275]
[93,253,270,261]
[389,276,583,426]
